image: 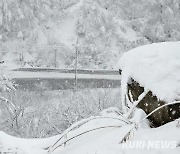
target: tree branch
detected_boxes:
[125,91,148,119]
[137,101,180,125]
[50,125,122,153]
[48,115,131,152]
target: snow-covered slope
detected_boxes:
[47,0,84,47]
[44,0,146,69]
[1,0,147,69]
[0,108,180,154]
[49,0,142,47]
[118,41,180,102]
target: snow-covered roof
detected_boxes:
[118,41,180,102]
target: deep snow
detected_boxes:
[0,108,180,154]
[118,41,180,103]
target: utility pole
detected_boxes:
[75,38,79,88]
[74,25,85,89]
[18,31,24,66]
[54,49,57,68]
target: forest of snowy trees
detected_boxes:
[1,0,180,69]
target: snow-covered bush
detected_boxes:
[0,88,121,138]
[118,41,180,127]
[0,67,14,92]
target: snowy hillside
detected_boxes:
[1,0,180,69]
[29,0,146,69]
[0,0,147,69]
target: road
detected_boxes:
[7,68,121,91]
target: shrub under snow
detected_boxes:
[118,41,180,103]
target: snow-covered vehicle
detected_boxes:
[118,41,180,127]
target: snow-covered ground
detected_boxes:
[118,41,180,103]
[0,108,180,154]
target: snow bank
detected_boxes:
[118,41,180,102]
[0,108,180,154]
[49,109,180,154]
[0,131,60,154]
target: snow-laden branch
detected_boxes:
[0,95,17,115]
[138,100,180,125]
[51,125,122,153]
[119,123,137,144]
[125,91,148,119]
[48,115,131,153]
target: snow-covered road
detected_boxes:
[4,69,121,90]
[7,71,121,80]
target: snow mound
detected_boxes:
[0,108,180,154]
[118,41,180,103]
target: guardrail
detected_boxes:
[12,67,120,75]
[9,68,121,91]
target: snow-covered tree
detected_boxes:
[125,0,180,42]
[1,0,180,69]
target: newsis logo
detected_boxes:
[122,141,177,150]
